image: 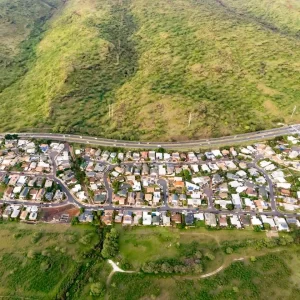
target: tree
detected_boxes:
[193,264,203,274]
[27,249,37,259]
[225,247,233,254]
[161,262,173,273]
[226,203,234,210]
[142,262,156,273]
[101,229,119,259]
[40,261,50,271]
[194,250,202,259]
[71,216,79,225]
[204,251,215,261]
[90,282,104,297]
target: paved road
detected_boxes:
[1,124,300,149]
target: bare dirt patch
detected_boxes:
[266,230,279,238]
[40,204,79,222]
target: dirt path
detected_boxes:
[106,260,136,286]
[178,257,246,280]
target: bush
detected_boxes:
[90,282,104,297]
[204,252,215,261]
[40,261,50,271]
[31,232,42,244]
[41,250,51,257]
[101,228,119,259]
[225,247,233,254]
[66,233,78,244]
[27,250,37,259]
[80,233,94,245]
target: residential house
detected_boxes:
[219,215,228,227]
[20,187,30,200]
[274,217,289,231]
[142,164,149,175]
[102,210,113,225]
[152,214,160,225]
[36,189,45,201]
[185,213,194,226]
[20,210,29,220]
[143,211,152,225]
[205,213,217,227]
[127,192,136,206]
[171,212,182,224]
[123,211,133,225]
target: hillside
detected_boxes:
[0,0,300,141]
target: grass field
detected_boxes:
[0,0,300,140]
[118,226,267,271]
[0,222,102,299]
[107,249,300,300]
[0,222,298,299]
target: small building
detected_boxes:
[20,210,29,220]
[171,212,182,224]
[162,214,171,226]
[205,213,217,227]
[102,210,113,225]
[45,192,53,201]
[11,208,20,219]
[274,217,289,231]
[20,187,30,199]
[185,212,194,226]
[123,211,133,226]
[44,179,53,189]
[152,214,160,226]
[29,212,38,221]
[78,212,94,223]
[218,215,228,227]
[36,188,45,201]
[142,211,152,225]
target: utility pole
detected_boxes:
[188,112,192,127]
[291,105,297,119]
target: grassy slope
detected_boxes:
[0,222,100,299]
[221,0,300,35]
[0,0,63,91]
[0,0,300,140]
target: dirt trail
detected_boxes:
[106,260,136,286]
[179,257,245,280]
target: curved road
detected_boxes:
[1,124,300,150]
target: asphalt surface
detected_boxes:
[1,124,300,149]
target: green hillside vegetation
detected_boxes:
[221,0,300,35]
[0,0,300,140]
[107,250,300,300]
[0,222,102,298]
[0,0,64,91]
[0,222,299,299]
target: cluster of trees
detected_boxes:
[221,235,296,253]
[4,134,18,140]
[101,228,119,259]
[142,260,203,274]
